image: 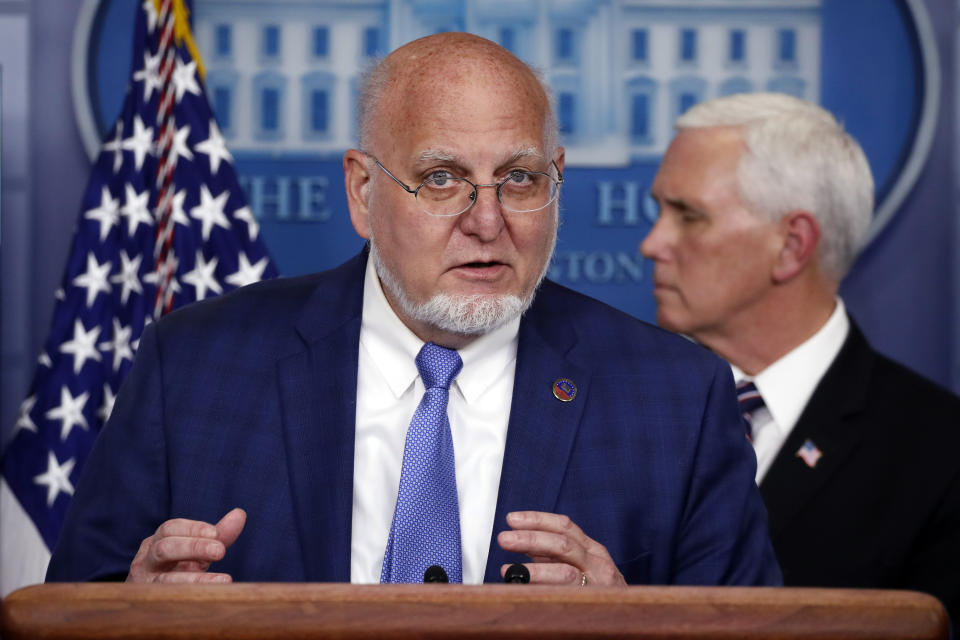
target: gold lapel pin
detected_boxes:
[553,378,577,402]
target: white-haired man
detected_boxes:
[641,92,960,620]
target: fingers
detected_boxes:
[154,571,233,584]
[156,517,219,540]
[171,560,211,572]
[498,528,588,569]
[505,511,584,535]
[216,508,247,548]
[500,562,580,585]
[126,508,244,584]
[149,535,226,567]
[497,511,628,588]
[505,512,601,552]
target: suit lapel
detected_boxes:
[760,322,875,540]
[484,288,591,581]
[277,253,366,582]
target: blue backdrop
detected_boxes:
[1,0,957,443]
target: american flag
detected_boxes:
[0,0,277,595]
[795,439,824,469]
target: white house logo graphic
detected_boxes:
[188,0,820,162]
[73,0,937,321]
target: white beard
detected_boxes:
[368,232,555,337]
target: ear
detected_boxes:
[772,210,820,283]
[343,149,373,239]
[554,146,566,175]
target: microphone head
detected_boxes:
[504,562,530,584]
[423,565,449,583]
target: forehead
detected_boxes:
[374,59,549,166]
[654,127,745,198]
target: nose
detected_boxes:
[640,217,670,261]
[457,184,505,242]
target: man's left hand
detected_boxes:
[497,511,627,587]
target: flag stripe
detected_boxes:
[1,479,51,597]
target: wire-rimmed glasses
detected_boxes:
[370,157,563,217]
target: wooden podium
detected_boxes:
[0,583,949,639]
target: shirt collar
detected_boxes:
[731,298,849,433]
[359,256,519,403]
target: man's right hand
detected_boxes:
[126,508,246,583]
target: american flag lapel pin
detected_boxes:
[795,439,823,468]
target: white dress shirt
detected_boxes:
[350,257,518,583]
[732,298,849,484]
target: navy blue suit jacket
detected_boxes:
[48,251,780,585]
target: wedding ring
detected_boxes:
[580,572,588,587]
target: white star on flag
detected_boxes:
[98,384,118,422]
[44,386,90,442]
[59,319,103,375]
[233,206,260,241]
[172,58,202,103]
[98,318,134,372]
[133,51,163,102]
[142,0,159,33]
[72,253,112,308]
[195,120,233,175]
[13,396,38,436]
[168,188,191,227]
[171,122,194,164]
[121,115,154,171]
[102,122,124,173]
[84,186,121,243]
[182,251,222,301]
[33,452,76,508]
[110,250,144,305]
[38,351,52,368]
[226,252,270,289]
[120,184,153,237]
[190,184,231,241]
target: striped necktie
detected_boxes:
[381,342,463,583]
[736,380,766,440]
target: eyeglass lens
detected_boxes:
[417,172,558,217]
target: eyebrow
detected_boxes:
[415,146,546,169]
[665,197,692,211]
[650,187,685,209]
[504,146,545,164]
[660,196,708,219]
[417,149,458,164]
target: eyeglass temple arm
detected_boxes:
[374,160,417,194]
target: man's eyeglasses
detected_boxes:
[370,157,563,217]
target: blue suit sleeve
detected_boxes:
[46,321,169,582]
[672,358,783,585]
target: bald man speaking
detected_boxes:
[48,34,779,588]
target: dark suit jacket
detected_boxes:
[48,251,780,585]
[761,320,960,620]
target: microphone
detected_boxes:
[504,562,530,584]
[423,565,449,583]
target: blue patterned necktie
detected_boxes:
[381,342,463,583]
[736,380,766,440]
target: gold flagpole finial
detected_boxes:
[166,0,206,80]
